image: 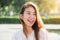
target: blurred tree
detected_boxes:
[0,0,13,14]
[0,0,27,16]
[1,0,57,16]
[31,0,57,14]
[12,0,26,12]
[0,0,12,7]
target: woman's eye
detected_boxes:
[27,12,30,15]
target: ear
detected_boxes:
[19,14,23,19]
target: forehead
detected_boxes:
[24,6,35,12]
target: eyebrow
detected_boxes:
[26,11,35,13]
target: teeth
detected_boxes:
[28,20,34,24]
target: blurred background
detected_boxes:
[0,0,60,40]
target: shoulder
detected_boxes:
[39,28,47,34]
[39,28,48,40]
[14,29,23,36]
[12,29,23,40]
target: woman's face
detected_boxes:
[20,6,36,27]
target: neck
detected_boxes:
[23,25,33,37]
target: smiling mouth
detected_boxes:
[28,20,34,24]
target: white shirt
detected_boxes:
[12,28,48,40]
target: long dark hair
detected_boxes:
[19,2,44,40]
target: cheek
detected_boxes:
[35,18,36,21]
[22,15,28,21]
[35,17,36,20]
[34,16,36,21]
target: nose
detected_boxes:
[30,14,34,19]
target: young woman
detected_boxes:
[12,2,48,40]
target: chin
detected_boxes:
[28,24,34,27]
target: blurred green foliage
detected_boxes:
[0,0,27,16]
[42,15,60,24]
[0,18,20,24]
[42,18,60,24]
[0,0,59,24]
[0,16,60,24]
[0,0,56,16]
[0,0,12,7]
[47,29,60,34]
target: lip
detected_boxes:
[28,20,34,24]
